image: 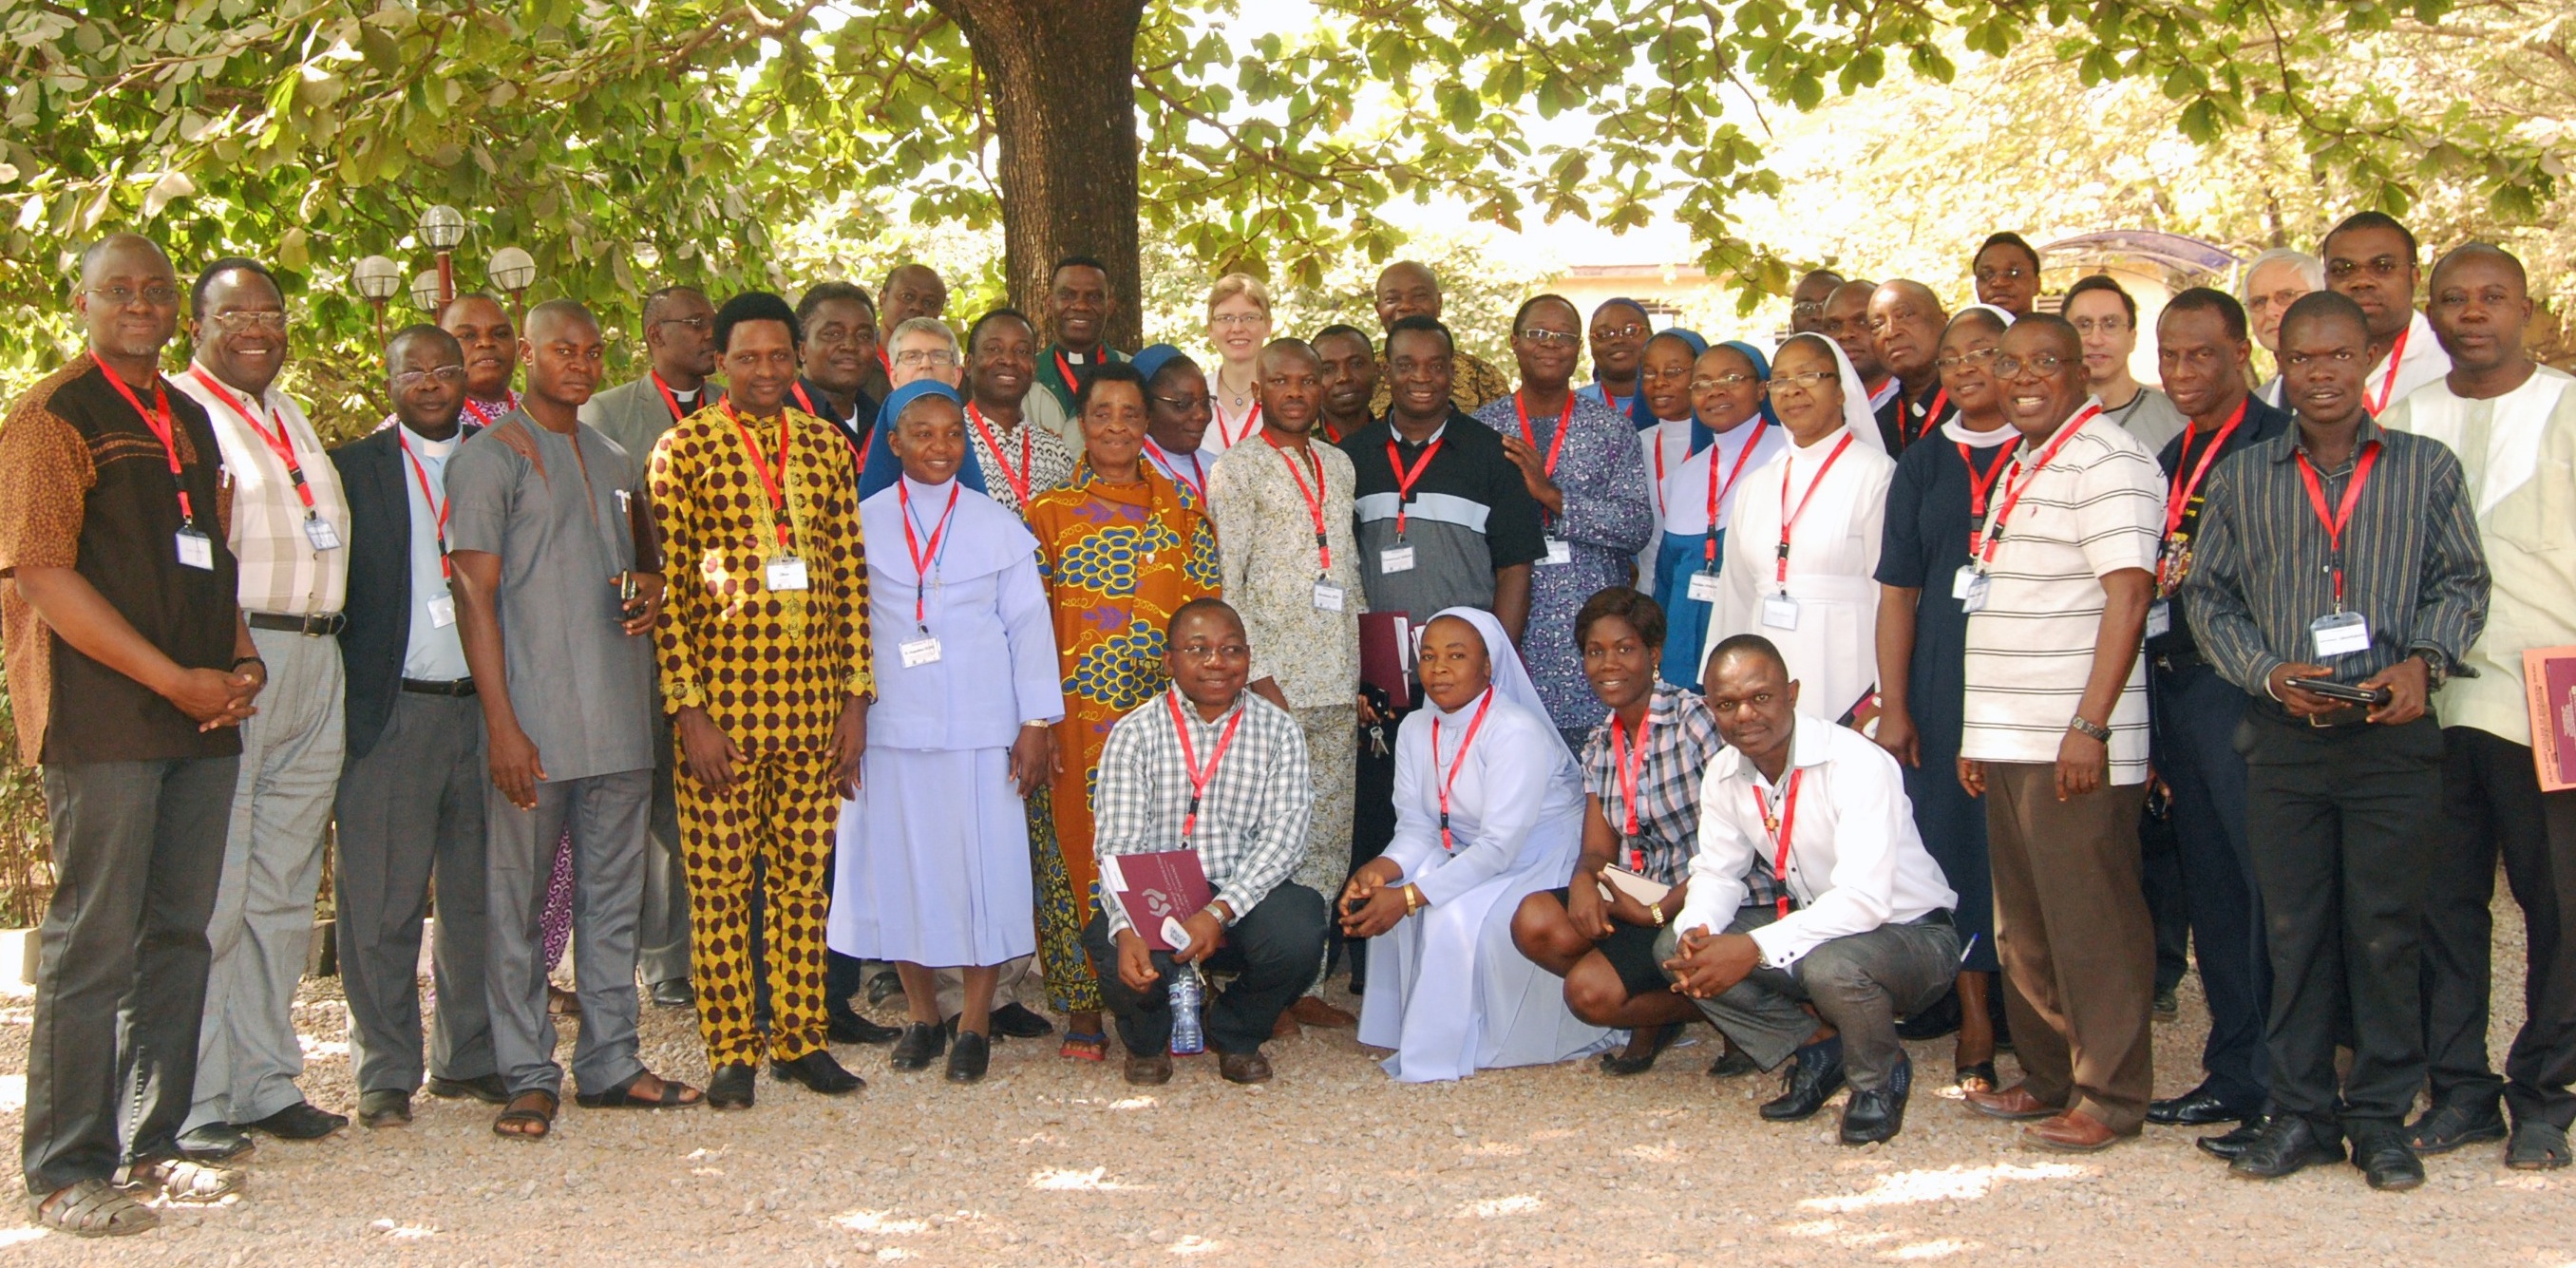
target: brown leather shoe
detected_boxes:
[1271,1012,1302,1040]
[1964,1084,2061,1121]
[1218,1051,1274,1085]
[1123,1052,1173,1086]
[1289,996,1358,1028]
[2023,1109,2124,1152]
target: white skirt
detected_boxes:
[826,747,1036,968]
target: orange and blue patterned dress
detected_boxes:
[1026,463,1221,1012]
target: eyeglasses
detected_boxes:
[1592,323,1648,342]
[2325,256,2409,279]
[893,348,959,368]
[394,366,467,390]
[1638,366,1695,385]
[1209,312,1268,329]
[1974,265,2030,286]
[85,284,181,310]
[207,311,289,333]
[1770,369,1838,393]
[652,314,710,331]
[1934,347,2003,372]
[2069,316,2130,336]
[1689,372,1755,391]
[1516,330,1582,349]
[1994,352,2070,378]
[1790,301,1827,318]
[1173,642,1250,662]
[1152,392,1218,411]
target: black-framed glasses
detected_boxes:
[1974,265,2030,285]
[2325,256,2410,279]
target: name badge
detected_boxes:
[1686,571,1723,603]
[1379,545,1416,575]
[765,555,810,591]
[302,517,342,551]
[426,595,457,629]
[900,635,943,668]
[2310,611,2371,658]
[1953,566,1990,614]
[176,527,215,570]
[1542,537,1572,566]
[1312,580,1345,612]
[1761,593,1801,630]
[615,489,632,515]
[2146,599,2172,639]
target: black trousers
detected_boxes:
[1082,884,1328,1056]
[2141,799,2189,995]
[25,757,236,1194]
[2422,725,2576,1130]
[2150,657,2270,1107]
[2242,710,2444,1128]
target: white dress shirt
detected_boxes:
[1674,715,1958,968]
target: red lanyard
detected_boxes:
[724,403,795,554]
[1512,391,1573,479]
[1268,434,1332,574]
[1216,401,1262,450]
[2162,399,2246,543]
[396,429,455,578]
[1053,350,1092,398]
[1167,691,1247,845]
[788,381,822,420]
[95,360,197,527]
[1385,434,1444,539]
[1430,688,1498,853]
[2295,441,2382,611]
[1701,427,1764,567]
[896,478,961,628]
[1773,431,1855,586]
[2366,324,2410,415]
[1958,437,2021,550]
[1752,768,1806,918]
[876,347,892,377]
[461,391,520,429]
[1907,388,1950,445]
[1610,709,1652,870]
[968,403,1032,505]
[1145,440,1206,503]
[1974,404,2101,566]
[653,371,695,423]
[188,366,316,519]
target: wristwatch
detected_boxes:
[2068,715,2113,744]
[2412,649,2449,691]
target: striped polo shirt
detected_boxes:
[1338,410,1547,619]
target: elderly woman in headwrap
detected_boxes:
[1652,339,1788,689]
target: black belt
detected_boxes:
[1915,909,1955,928]
[401,677,477,697]
[247,611,347,637]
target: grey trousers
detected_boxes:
[637,722,691,986]
[933,956,1038,1018]
[25,757,236,1194]
[488,769,650,1098]
[334,691,494,1094]
[1659,906,1958,1092]
[187,626,346,1130]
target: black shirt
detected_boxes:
[2149,392,2292,659]
[1337,409,1547,619]
[1875,379,1957,456]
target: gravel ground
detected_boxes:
[0,893,2564,1268]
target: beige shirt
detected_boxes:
[1207,435,1366,709]
[2383,366,2576,746]
[173,362,349,616]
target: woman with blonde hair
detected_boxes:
[1202,273,1274,460]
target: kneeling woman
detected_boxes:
[1510,589,1749,1074]
[1343,609,1614,1081]
[827,381,1066,1084]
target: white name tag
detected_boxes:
[176,528,215,570]
[1954,567,1990,614]
[426,595,457,629]
[1312,580,1345,612]
[1379,545,1416,575]
[1543,537,1572,566]
[302,517,342,551]
[615,489,631,515]
[1686,571,1723,603]
[765,555,810,591]
[1761,593,1801,630]
[2310,611,2371,658]
[900,635,942,668]
[2146,599,2171,639]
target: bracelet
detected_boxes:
[231,656,265,672]
[1401,884,1422,916]
[2068,714,2112,744]
[1647,900,1666,927]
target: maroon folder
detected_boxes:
[1105,849,1217,951]
[2527,647,2576,792]
[1360,610,1416,706]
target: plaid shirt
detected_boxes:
[1091,687,1314,935]
[173,364,349,616]
[1580,683,1781,904]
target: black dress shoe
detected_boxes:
[1759,1037,1846,1123]
[2351,1126,2425,1191]
[425,1073,510,1105]
[650,978,694,1009]
[1597,1024,1676,1077]
[2229,1115,2343,1179]
[1894,988,1961,1041]
[2196,1115,2270,1161]
[239,1101,348,1141]
[946,1031,992,1083]
[2149,1084,2263,1126]
[772,1050,864,1095]
[708,1062,756,1110]
[1840,1057,1911,1145]
[1708,1047,1760,1079]
[828,1009,902,1045]
[866,969,904,1007]
[175,1123,256,1163]
[992,1002,1055,1039]
[890,1022,946,1071]
[2405,1099,2508,1154]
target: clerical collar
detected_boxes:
[399,421,462,458]
[1940,417,2017,447]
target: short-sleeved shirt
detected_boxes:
[444,411,655,781]
[1575,684,1776,899]
[1960,405,2164,783]
[0,355,242,765]
[1339,412,1547,620]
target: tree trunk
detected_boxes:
[934,0,1146,350]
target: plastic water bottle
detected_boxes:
[1167,964,1206,1055]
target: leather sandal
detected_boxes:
[34,1179,160,1237]
[492,1090,559,1140]
[1955,1060,1998,1093]
[574,1070,704,1109]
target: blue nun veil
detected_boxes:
[858,378,989,501]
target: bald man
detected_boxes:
[441,293,523,426]
[1367,261,1512,415]
[1868,280,1957,452]
[4,234,260,1228]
